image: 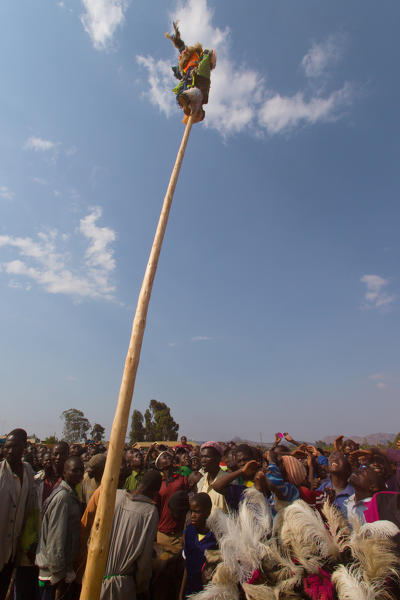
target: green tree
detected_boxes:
[43,435,58,445]
[61,408,91,443]
[91,423,105,442]
[393,432,400,448]
[129,410,145,443]
[149,399,179,441]
[144,409,155,442]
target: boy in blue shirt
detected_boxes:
[179,493,217,599]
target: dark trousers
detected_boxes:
[15,566,39,600]
[0,561,13,600]
[39,581,80,600]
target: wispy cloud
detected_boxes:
[0,186,14,201]
[301,35,343,79]
[24,137,56,152]
[369,373,387,390]
[361,274,394,310]
[0,207,117,301]
[81,0,129,50]
[369,373,384,381]
[136,0,353,137]
[258,84,352,134]
[191,336,213,342]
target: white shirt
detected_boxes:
[344,494,372,525]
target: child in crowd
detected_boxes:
[179,493,217,600]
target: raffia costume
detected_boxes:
[165,22,216,124]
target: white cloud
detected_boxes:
[361,274,394,310]
[136,56,176,117]
[302,35,343,79]
[258,84,352,134]
[24,137,56,152]
[191,336,213,342]
[0,186,14,201]
[136,0,353,137]
[376,381,387,390]
[0,207,117,301]
[81,0,129,50]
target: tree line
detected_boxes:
[54,400,179,444]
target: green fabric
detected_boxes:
[20,508,39,551]
[177,466,192,477]
[124,470,144,492]
[196,51,212,79]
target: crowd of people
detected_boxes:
[1,429,400,600]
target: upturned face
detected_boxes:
[157,452,172,471]
[328,452,348,475]
[349,465,383,494]
[191,456,201,471]
[131,451,144,471]
[180,453,191,467]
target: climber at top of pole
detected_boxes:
[165,21,217,125]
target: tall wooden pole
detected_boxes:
[80,115,194,600]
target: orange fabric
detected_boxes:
[75,486,101,582]
[182,52,200,73]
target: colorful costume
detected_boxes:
[165,22,216,124]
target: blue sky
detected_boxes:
[1,0,399,442]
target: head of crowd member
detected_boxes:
[63,456,84,489]
[191,455,201,473]
[86,453,107,484]
[155,450,174,476]
[343,439,359,455]
[273,444,290,458]
[281,455,308,487]
[52,441,69,476]
[181,436,188,446]
[80,452,89,465]
[118,457,131,488]
[168,490,190,525]
[191,446,200,457]
[179,451,191,468]
[134,469,162,499]
[367,451,393,482]
[223,449,238,472]
[42,452,55,478]
[130,449,144,473]
[125,448,136,471]
[4,428,27,470]
[87,444,97,457]
[328,451,352,481]
[70,443,83,457]
[200,442,223,478]
[236,444,256,470]
[189,492,212,532]
[349,465,386,501]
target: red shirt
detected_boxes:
[156,474,189,534]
